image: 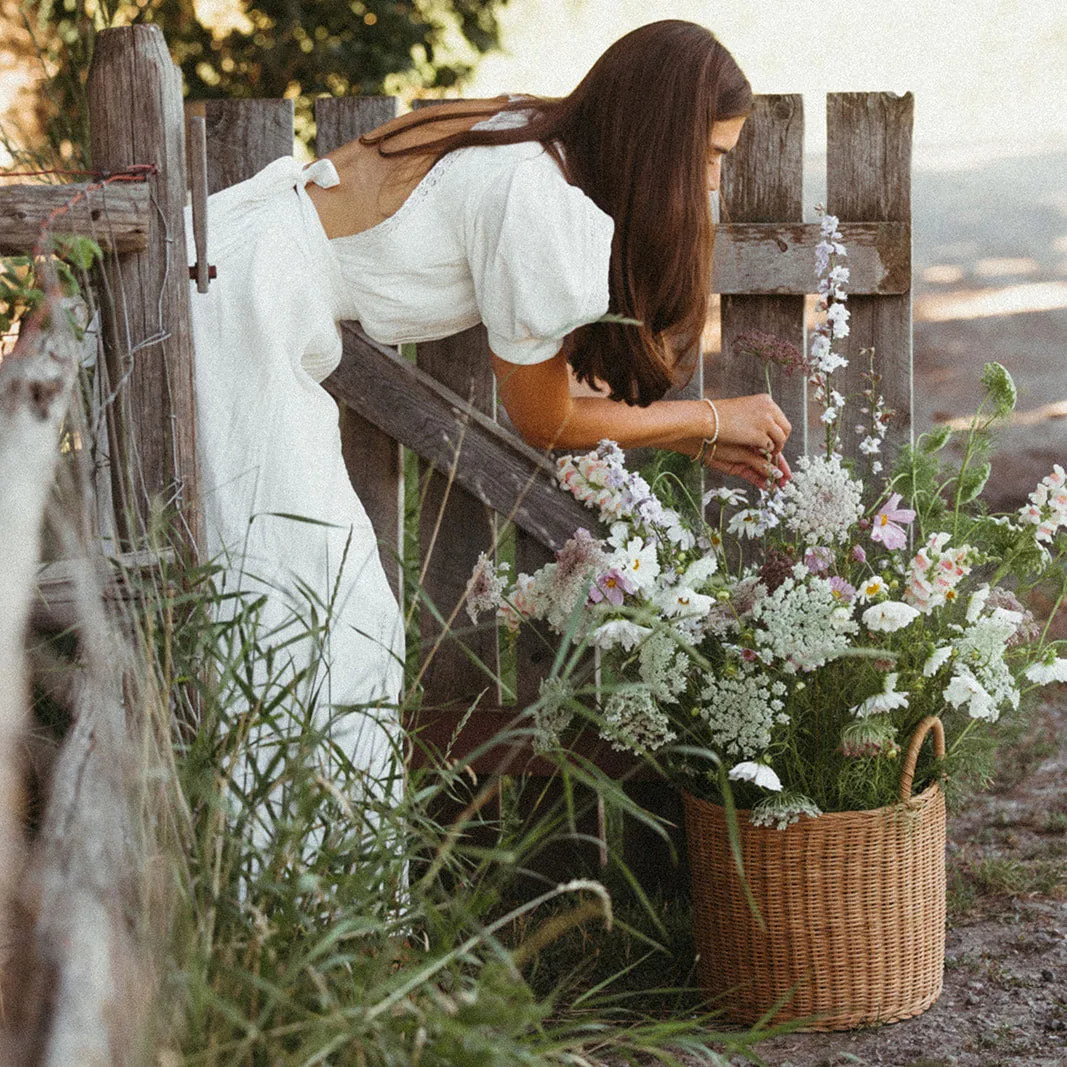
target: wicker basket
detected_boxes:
[683,716,947,1031]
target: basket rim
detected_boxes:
[683,781,943,827]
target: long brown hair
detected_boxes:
[360,20,753,405]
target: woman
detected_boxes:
[188,20,792,803]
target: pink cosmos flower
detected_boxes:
[588,568,636,607]
[870,493,916,551]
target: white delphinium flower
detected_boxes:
[638,630,691,702]
[826,301,850,339]
[465,551,510,623]
[697,667,787,760]
[590,619,652,652]
[752,568,859,673]
[777,453,864,545]
[1024,657,1067,684]
[862,600,921,633]
[610,536,661,591]
[602,687,677,755]
[750,791,822,831]
[728,761,782,792]
[851,672,909,717]
[944,668,997,721]
[532,676,576,754]
[923,645,955,676]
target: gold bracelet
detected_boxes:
[695,397,720,465]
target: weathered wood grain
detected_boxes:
[87,25,202,558]
[200,99,295,193]
[719,94,807,452]
[713,221,909,295]
[314,97,405,600]
[827,93,914,469]
[325,324,601,552]
[186,116,211,293]
[416,325,501,704]
[0,286,80,1003]
[0,183,150,255]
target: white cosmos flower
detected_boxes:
[944,669,998,721]
[854,575,887,603]
[851,672,909,717]
[1024,658,1067,684]
[653,585,715,620]
[612,537,661,590]
[727,508,764,539]
[728,761,783,792]
[590,619,652,651]
[923,646,954,677]
[704,486,748,508]
[863,600,920,633]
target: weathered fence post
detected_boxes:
[828,92,914,466]
[87,24,202,558]
[720,94,807,451]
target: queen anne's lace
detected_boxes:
[697,668,787,759]
[778,454,864,545]
[602,687,677,754]
[752,567,858,672]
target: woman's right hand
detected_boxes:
[712,393,792,455]
[697,393,793,489]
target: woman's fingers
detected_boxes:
[705,442,791,489]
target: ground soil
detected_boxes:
[706,148,1067,1067]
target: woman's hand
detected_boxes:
[712,394,792,455]
[695,393,793,488]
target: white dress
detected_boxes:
[187,109,614,798]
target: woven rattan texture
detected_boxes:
[683,785,946,1030]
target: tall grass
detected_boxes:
[142,548,773,1065]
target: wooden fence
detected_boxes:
[2,16,914,989]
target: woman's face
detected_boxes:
[706,115,746,192]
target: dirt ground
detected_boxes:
[705,148,1067,1067]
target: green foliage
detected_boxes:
[16,0,509,165]
[0,236,102,335]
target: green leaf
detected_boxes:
[957,461,992,504]
[54,234,103,272]
[981,362,1017,417]
[920,424,953,453]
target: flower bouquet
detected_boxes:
[466,213,1067,1027]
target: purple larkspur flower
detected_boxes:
[588,568,636,606]
[852,545,867,563]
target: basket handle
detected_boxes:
[898,716,946,803]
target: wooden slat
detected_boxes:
[416,325,501,703]
[326,323,601,551]
[713,221,909,295]
[87,25,202,558]
[200,99,295,193]
[827,92,914,469]
[0,183,150,255]
[314,97,405,600]
[719,94,807,452]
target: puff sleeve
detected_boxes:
[465,151,614,365]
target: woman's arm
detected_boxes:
[491,350,792,488]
